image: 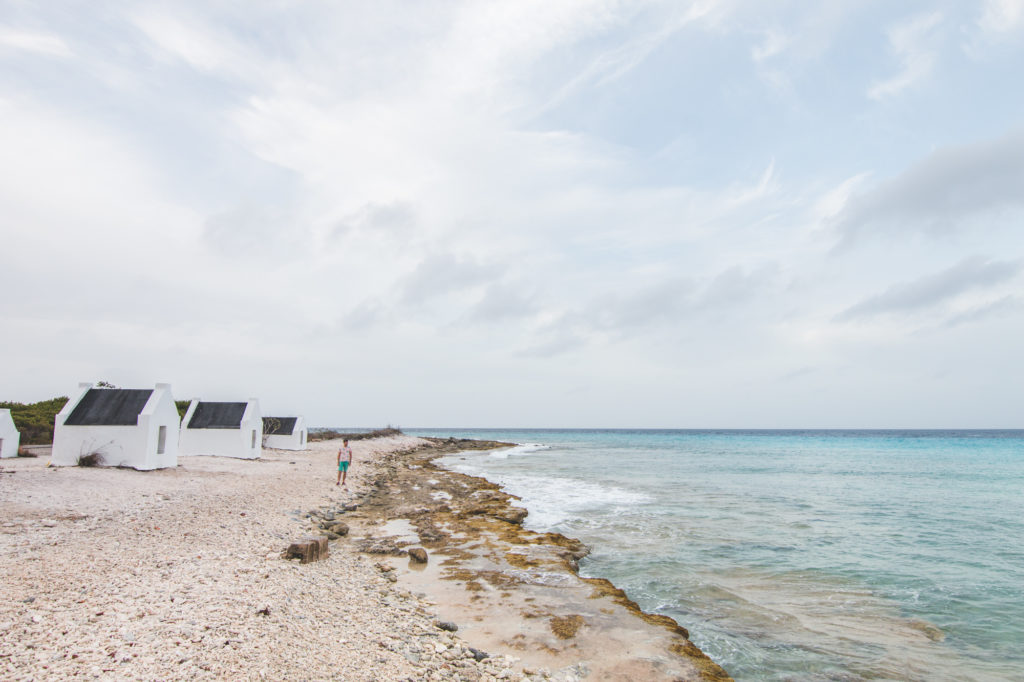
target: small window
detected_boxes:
[251,429,257,448]
[301,431,305,445]
[157,426,167,454]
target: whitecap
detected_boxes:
[489,474,652,530]
[489,443,551,459]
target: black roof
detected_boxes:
[187,402,248,429]
[65,389,154,426]
[263,417,297,435]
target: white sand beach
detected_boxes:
[0,437,515,680]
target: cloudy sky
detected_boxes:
[2,1,1022,428]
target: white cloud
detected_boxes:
[535,1,727,114]
[837,257,1020,320]
[812,173,871,223]
[131,9,252,79]
[0,26,73,57]
[2,2,1023,426]
[867,12,944,100]
[751,28,789,62]
[944,294,1023,327]
[834,129,1024,240]
[977,0,1024,35]
[0,95,199,270]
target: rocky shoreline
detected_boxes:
[0,435,730,681]
[333,437,731,681]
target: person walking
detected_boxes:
[336,439,353,486]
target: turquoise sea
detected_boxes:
[407,429,1024,682]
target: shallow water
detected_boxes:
[410,429,1024,681]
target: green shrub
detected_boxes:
[0,397,69,445]
[308,426,403,442]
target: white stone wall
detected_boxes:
[139,384,181,470]
[264,416,308,451]
[0,409,21,458]
[51,383,180,470]
[179,399,263,459]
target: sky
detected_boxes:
[1,1,1022,428]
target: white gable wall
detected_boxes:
[264,416,308,451]
[0,409,21,458]
[51,383,180,470]
[137,384,180,470]
[179,398,263,459]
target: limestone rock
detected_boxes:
[283,537,329,564]
[358,538,406,555]
[498,507,528,525]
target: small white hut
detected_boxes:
[263,416,308,451]
[0,408,21,458]
[51,383,180,470]
[179,399,262,459]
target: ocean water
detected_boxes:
[409,429,1024,682]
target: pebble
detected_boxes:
[0,437,517,681]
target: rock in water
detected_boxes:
[408,547,428,564]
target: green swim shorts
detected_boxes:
[338,461,350,472]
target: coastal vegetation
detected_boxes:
[309,426,403,442]
[175,400,190,419]
[0,397,69,444]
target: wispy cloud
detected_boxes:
[944,295,1023,327]
[751,29,789,63]
[837,257,1020,320]
[537,1,725,115]
[977,0,1024,36]
[0,26,73,58]
[867,12,943,100]
[131,9,253,80]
